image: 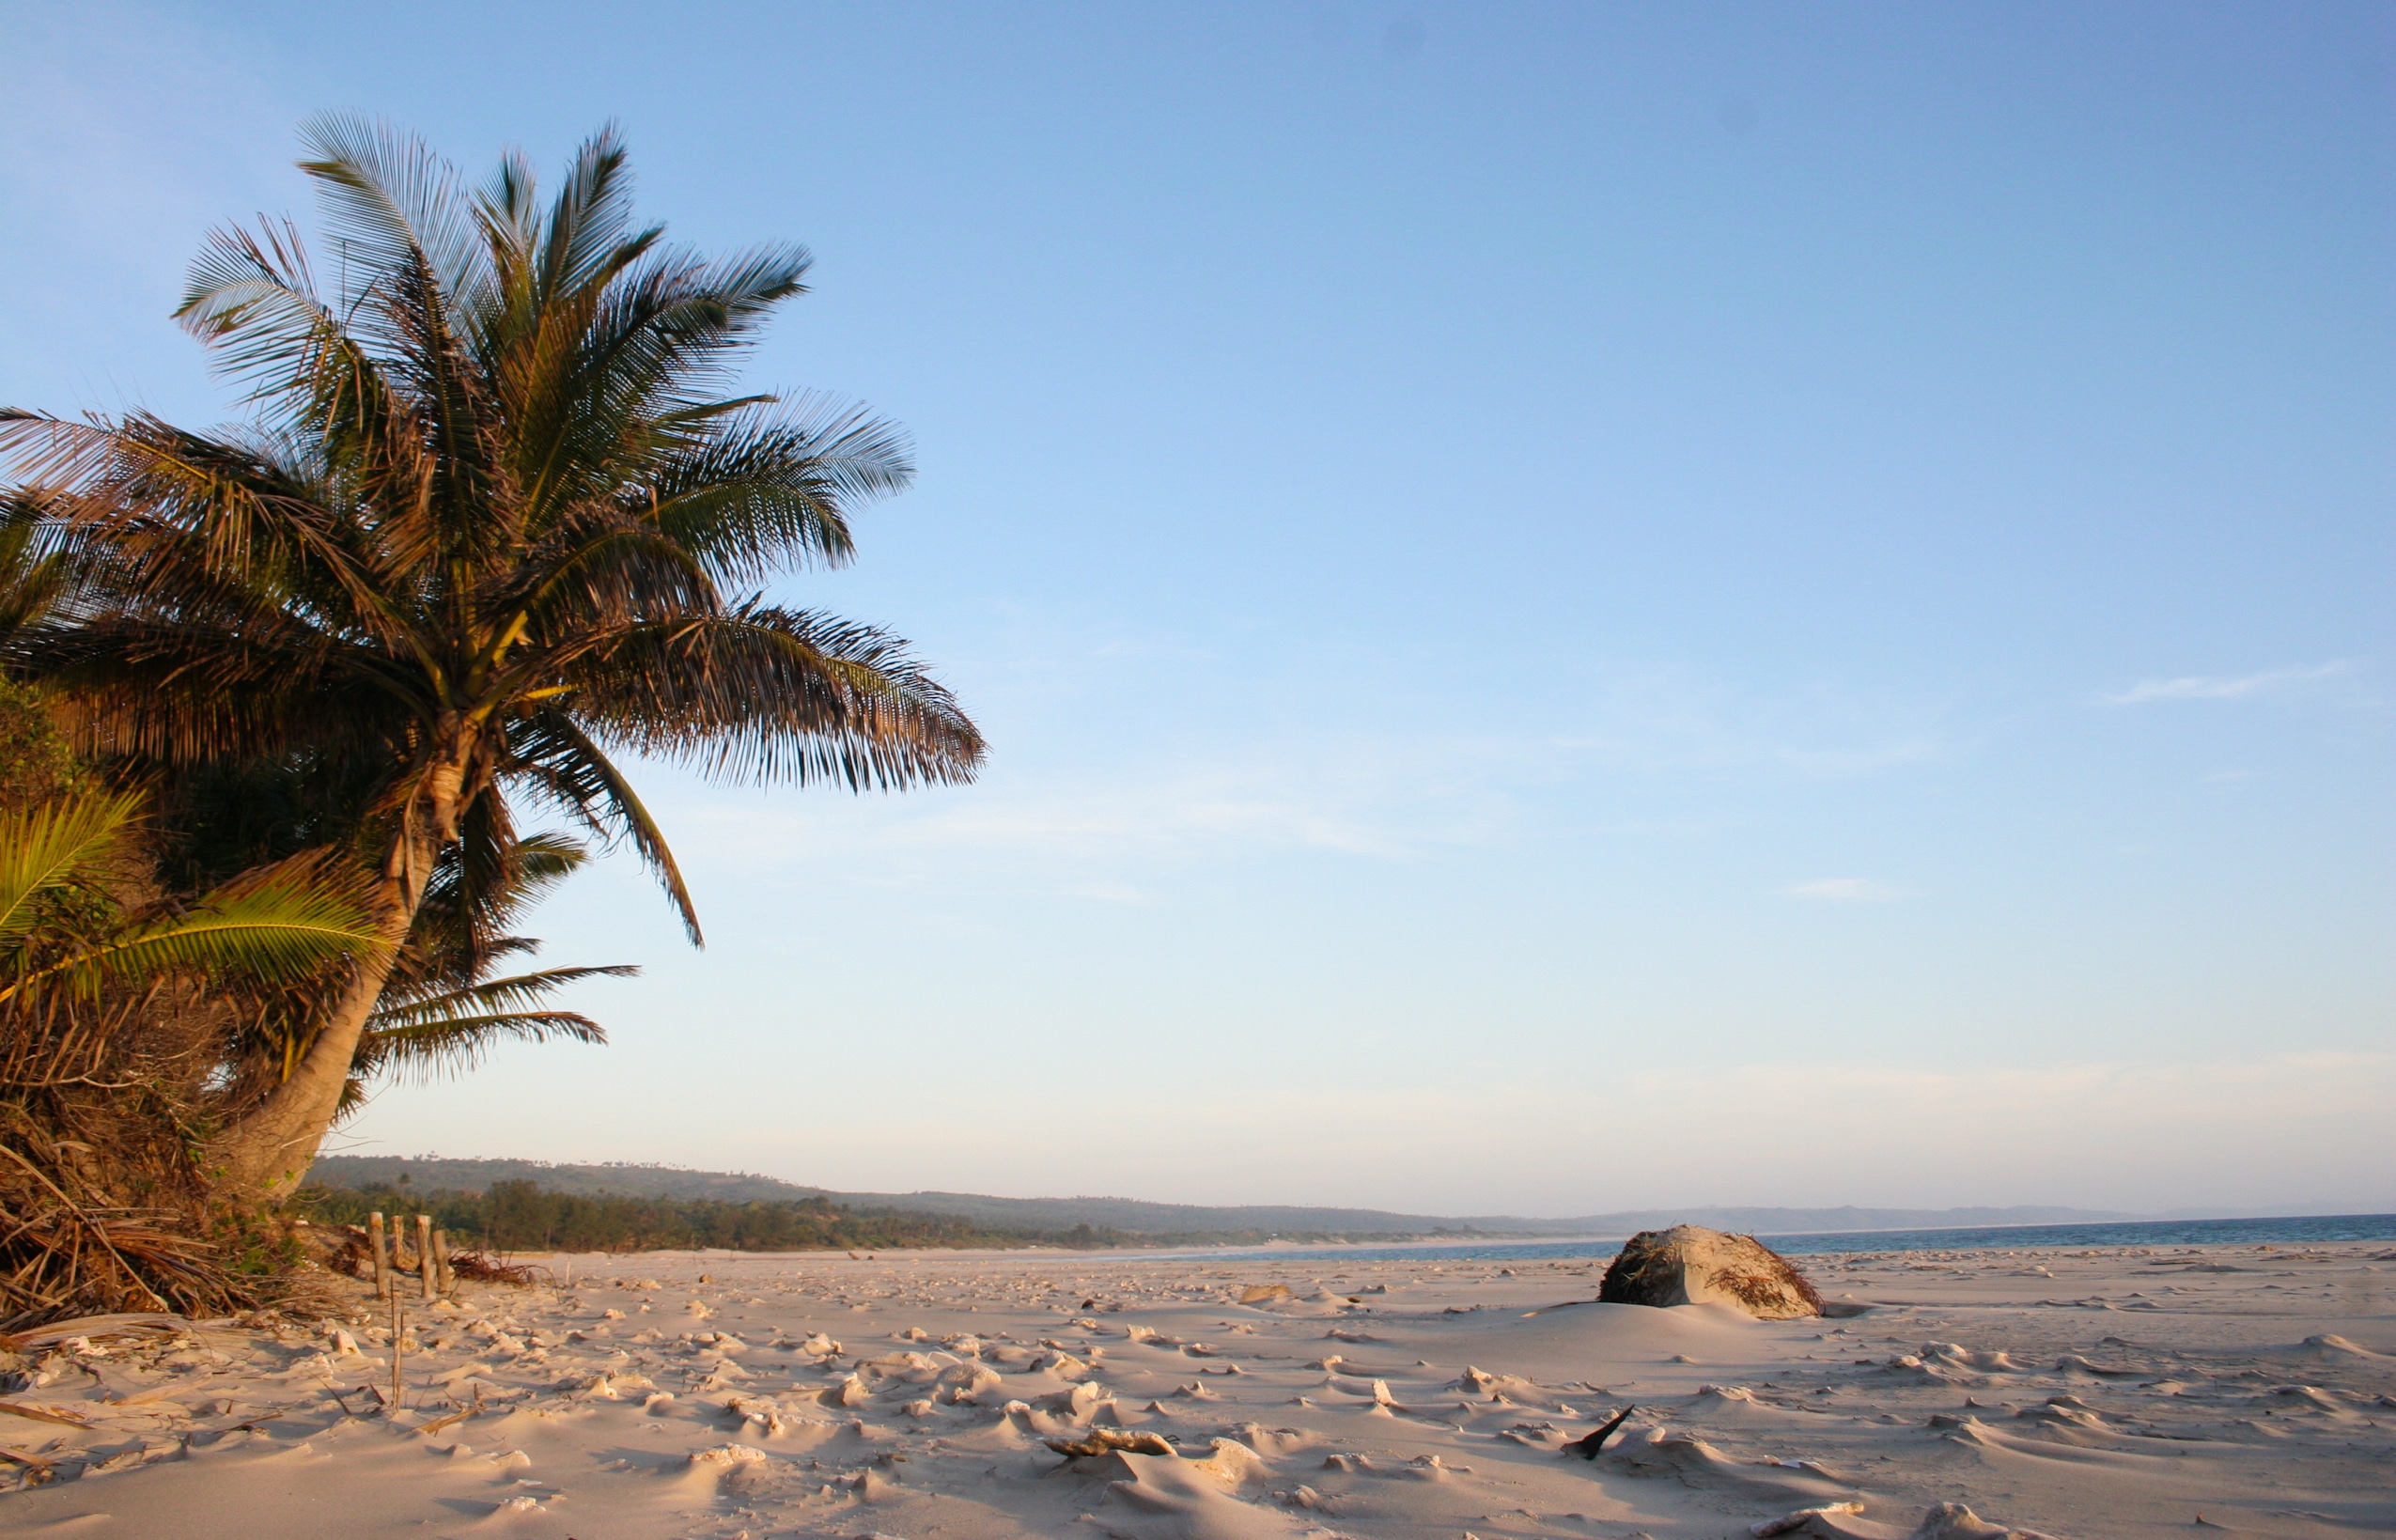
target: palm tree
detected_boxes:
[0,117,984,1203]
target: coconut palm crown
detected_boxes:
[0,117,984,1199]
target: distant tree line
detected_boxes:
[294,1178,1439,1254]
[297,1179,1132,1253]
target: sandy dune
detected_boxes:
[2,1237,2389,1539]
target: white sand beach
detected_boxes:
[3,1238,2390,1539]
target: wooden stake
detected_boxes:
[390,1292,404,1411]
[370,1211,389,1299]
[431,1229,450,1295]
[416,1215,435,1300]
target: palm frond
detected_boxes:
[505,711,702,942]
[369,963,637,1029]
[352,955,623,1093]
[295,112,493,345]
[354,1008,607,1086]
[175,219,396,449]
[0,790,143,955]
[16,854,381,1002]
[505,830,589,899]
[643,395,913,581]
[564,600,985,789]
[535,124,652,307]
[0,498,70,634]
[21,612,414,769]
[383,810,587,997]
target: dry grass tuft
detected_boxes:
[1710,1261,1825,1314]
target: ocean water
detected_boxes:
[1183,1212,2396,1266]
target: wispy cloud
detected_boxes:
[873,779,1430,861]
[1782,878,1908,902]
[618,644,1969,892]
[653,748,1507,879]
[2103,661,2350,705]
[1550,665,1953,780]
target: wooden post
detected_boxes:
[416,1214,435,1300]
[369,1211,389,1299]
[431,1229,451,1295]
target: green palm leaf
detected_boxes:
[0,793,381,1007]
[0,788,145,954]
[3,853,380,1005]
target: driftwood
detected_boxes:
[1751,1502,1865,1537]
[0,1311,186,1352]
[1045,1427,1175,1457]
[447,1250,546,1286]
[0,1399,92,1428]
[1565,1404,1637,1458]
[297,1222,375,1280]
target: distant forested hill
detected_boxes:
[313,1156,826,1204]
[307,1157,2130,1240]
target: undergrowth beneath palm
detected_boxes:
[0,791,379,1328]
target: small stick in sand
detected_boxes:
[369,1212,389,1299]
[417,1215,435,1300]
[0,1402,92,1429]
[390,1293,405,1411]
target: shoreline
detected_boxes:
[366,1207,2396,1267]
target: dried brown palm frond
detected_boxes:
[0,1093,241,1332]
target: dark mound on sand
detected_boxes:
[1599,1224,1823,1319]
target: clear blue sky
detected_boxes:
[4,3,2388,1216]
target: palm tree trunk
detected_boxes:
[205,761,463,1205]
[200,893,412,1203]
